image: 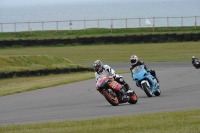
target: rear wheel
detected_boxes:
[103,89,119,106]
[141,82,153,97]
[128,91,138,104]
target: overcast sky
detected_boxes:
[1,0,193,6]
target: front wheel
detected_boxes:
[141,82,153,97]
[154,89,161,96]
[103,89,119,106]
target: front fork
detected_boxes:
[141,80,150,87]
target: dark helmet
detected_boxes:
[130,55,138,65]
[93,60,103,73]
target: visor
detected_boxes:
[131,59,136,64]
[94,66,100,71]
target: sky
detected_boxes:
[1,0,193,7]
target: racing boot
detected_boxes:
[123,82,131,91]
[149,69,160,87]
[136,82,140,87]
[123,82,134,94]
[115,76,132,92]
[119,88,129,103]
[154,75,160,88]
[156,82,160,89]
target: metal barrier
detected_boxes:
[1,16,200,32]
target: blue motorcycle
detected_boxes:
[131,65,161,97]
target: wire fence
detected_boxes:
[1,16,200,32]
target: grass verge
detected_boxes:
[0,109,200,133]
[0,42,200,62]
[0,55,89,72]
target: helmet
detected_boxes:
[192,56,195,59]
[130,55,138,65]
[93,60,103,73]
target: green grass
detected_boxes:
[0,72,93,96]
[0,42,199,62]
[0,26,200,40]
[0,109,200,133]
[0,55,93,96]
[0,55,86,72]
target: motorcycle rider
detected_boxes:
[129,55,160,87]
[191,56,200,69]
[93,60,132,102]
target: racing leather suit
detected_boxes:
[95,65,131,91]
[192,58,200,69]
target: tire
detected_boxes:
[128,91,138,104]
[154,89,161,96]
[103,90,119,106]
[141,82,153,97]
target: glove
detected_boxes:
[109,73,116,79]
[147,68,154,72]
[109,76,114,79]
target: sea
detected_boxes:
[0,0,200,32]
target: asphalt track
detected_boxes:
[0,62,200,126]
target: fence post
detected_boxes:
[111,19,113,33]
[84,20,86,31]
[181,17,183,27]
[153,17,155,31]
[28,22,29,31]
[69,20,72,33]
[194,16,197,29]
[14,22,16,32]
[42,22,44,32]
[167,17,169,27]
[28,22,32,35]
[125,18,127,28]
[1,23,3,32]
[139,18,141,27]
[98,19,99,30]
[56,21,58,32]
[153,24,155,32]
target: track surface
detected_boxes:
[0,62,200,126]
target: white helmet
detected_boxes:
[192,56,195,59]
[93,60,103,73]
[130,55,138,65]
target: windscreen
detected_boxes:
[132,65,142,73]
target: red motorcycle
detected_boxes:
[96,74,138,106]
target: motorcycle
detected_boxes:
[96,74,138,106]
[131,65,161,97]
[192,59,200,69]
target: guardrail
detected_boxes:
[1,16,200,32]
